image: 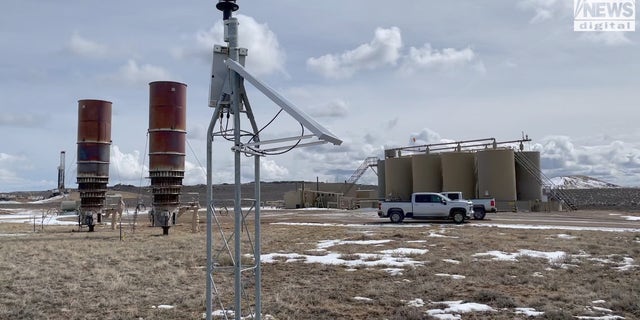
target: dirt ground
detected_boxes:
[1,204,639,319]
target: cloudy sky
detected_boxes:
[1,0,639,192]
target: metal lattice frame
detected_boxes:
[205,2,342,320]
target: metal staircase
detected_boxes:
[341,157,379,196]
[514,152,577,210]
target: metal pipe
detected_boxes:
[242,86,262,320]
[206,109,215,320]
[226,16,243,320]
[254,151,261,319]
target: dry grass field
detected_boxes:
[1,209,639,319]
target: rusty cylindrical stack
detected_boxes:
[148,81,187,235]
[77,99,112,232]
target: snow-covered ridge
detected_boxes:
[548,175,619,189]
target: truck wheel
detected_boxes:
[452,211,465,224]
[389,210,404,223]
[474,207,486,220]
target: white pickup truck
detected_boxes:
[440,192,496,220]
[378,192,473,224]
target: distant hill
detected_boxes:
[548,175,619,189]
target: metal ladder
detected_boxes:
[514,152,577,210]
[341,157,379,196]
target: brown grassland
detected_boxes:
[0,209,639,319]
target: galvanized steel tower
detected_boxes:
[205,1,342,319]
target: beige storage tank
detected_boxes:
[515,151,543,201]
[412,154,442,193]
[384,156,412,201]
[377,159,386,199]
[441,152,476,199]
[476,148,517,201]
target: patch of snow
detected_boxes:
[592,300,607,304]
[473,249,566,263]
[474,224,640,233]
[590,306,613,313]
[515,307,544,316]
[379,248,428,255]
[209,310,234,317]
[532,272,544,278]
[427,300,495,318]
[264,250,425,267]
[382,268,404,276]
[353,296,373,302]
[434,273,466,280]
[263,237,427,270]
[621,216,640,221]
[557,234,577,239]
[614,257,637,271]
[430,315,461,320]
[407,298,425,307]
[575,316,624,319]
[429,232,459,238]
[442,259,460,264]
[407,240,427,243]
[0,233,27,237]
[590,257,613,264]
[589,256,637,271]
[0,212,78,226]
[30,195,65,203]
[271,222,429,228]
[155,305,174,309]
[317,239,392,250]
[441,301,495,313]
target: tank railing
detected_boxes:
[390,136,533,156]
[514,152,577,210]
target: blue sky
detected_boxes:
[1,0,639,192]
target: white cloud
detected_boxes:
[307,100,350,118]
[518,0,568,23]
[579,32,632,46]
[307,27,402,79]
[400,44,477,75]
[183,160,206,186]
[533,135,640,186]
[410,128,446,145]
[261,159,289,180]
[67,33,108,58]
[109,147,207,187]
[174,14,285,76]
[0,153,24,184]
[530,8,553,23]
[0,113,46,127]
[0,153,42,191]
[105,59,172,86]
[109,146,147,184]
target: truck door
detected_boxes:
[412,194,433,217]
[431,194,449,217]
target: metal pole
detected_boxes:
[226,16,243,320]
[254,153,262,319]
[206,105,217,320]
[242,82,262,320]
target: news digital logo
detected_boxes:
[574,0,636,31]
